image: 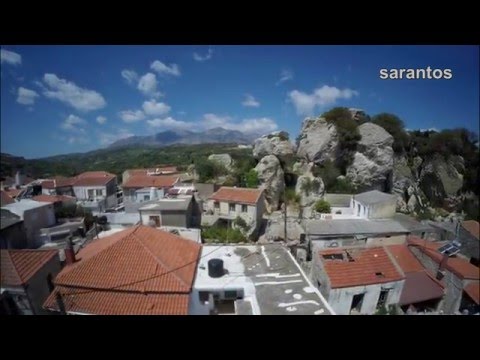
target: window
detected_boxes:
[224,290,241,300]
[377,289,390,308]
[199,291,209,303]
[88,189,95,198]
[144,195,150,201]
[229,203,235,212]
[241,204,248,213]
[149,216,160,227]
[350,293,364,313]
[214,202,219,209]
[96,189,103,196]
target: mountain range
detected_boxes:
[108,127,256,149]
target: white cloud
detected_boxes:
[193,48,213,62]
[96,116,107,124]
[147,117,191,130]
[142,99,171,116]
[150,60,181,77]
[419,128,439,132]
[17,87,39,105]
[61,114,87,133]
[67,136,89,144]
[1,49,21,66]
[201,113,277,135]
[137,73,162,98]
[276,69,293,85]
[121,69,138,84]
[42,73,106,112]
[98,128,134,146]
[288,85,359,115]
[119,109,145,123]
[242,94,260,108]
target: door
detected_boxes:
[149,215,161,227]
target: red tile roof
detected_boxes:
[127,167,178,176]
[41,177,75,189]
[44,287,190,315]
[462,220,479,240]
[319,247,404,288]
[386,244,424,273]
[4,188,22,198]
[32,194,76,203]
[122,175,179,189]
[399,271,444,305]
[1,249,59,286]
[0,190,15,206]
[43,225,201,315]
[408,236,480,280]
[209,187,263,205]
[77,171,116,178]
[464,282,480,305]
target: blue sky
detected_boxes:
[1,45,478,159]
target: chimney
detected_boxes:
[15,170,23,187]
[64,236,76,265]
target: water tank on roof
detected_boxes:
[208,258,224,278]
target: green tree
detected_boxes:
[245,169,259,188]
[371,113,409,153]
[314,199,331,213]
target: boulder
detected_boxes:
[296,117,339,165]
[255,155,285,212]
[253,131,295,163]
[419,154,464,206]
[208,153,233,169]
[295,175,325,208]
[346,123,394,191]
[264,211,304,242]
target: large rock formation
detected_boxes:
[253,131,295,163]
[296,117,339,165]
[208,153,233,170]
[419,154,464,206]
[346,123,394,191]
[264,211,304,242]
[255,155,285,212]
[295,174,325,208]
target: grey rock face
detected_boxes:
[253,131,295,163]
[208,153,233,169]
[255,155,285,212]
[296,117,339,164]
[346,123,394,191]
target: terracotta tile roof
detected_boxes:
[122,175,179,189]
[73,176,115,187]
[127,167,178,176]
[44,225,201,315]
[399,271,444,305]
[464,282,480,305]
[44,287,189,315]
[408,236,480,280]
[209,186,263,205]
[41,177,75,189]
[32,194,76,203]
[1,249,59,286]
[386,244,424,273]
[1,190,15,206]
[319,247,404,288]
[462,220,479,240]
[77,171,116,178]
[4,188,21,198]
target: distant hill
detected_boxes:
[109,127,255,148]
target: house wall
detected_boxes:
[366,234,407,246]
[410,247,464,314]
[308,234,406,250]
[458,226,479,262]
[73,185,106,200]
[140,209,188,228]
[328,280,404,315]
[310,238,364,250]
[23,205,56,248]
[25,254,62,315]
[351,198,396,219]
[0,222,28,249]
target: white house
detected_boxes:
[206,187,265,233]
[311,245,405,315]
[1,199,56,248]
[351,190,397,219]
[72,171,118,211]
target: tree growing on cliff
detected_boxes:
[245,169,259,188]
